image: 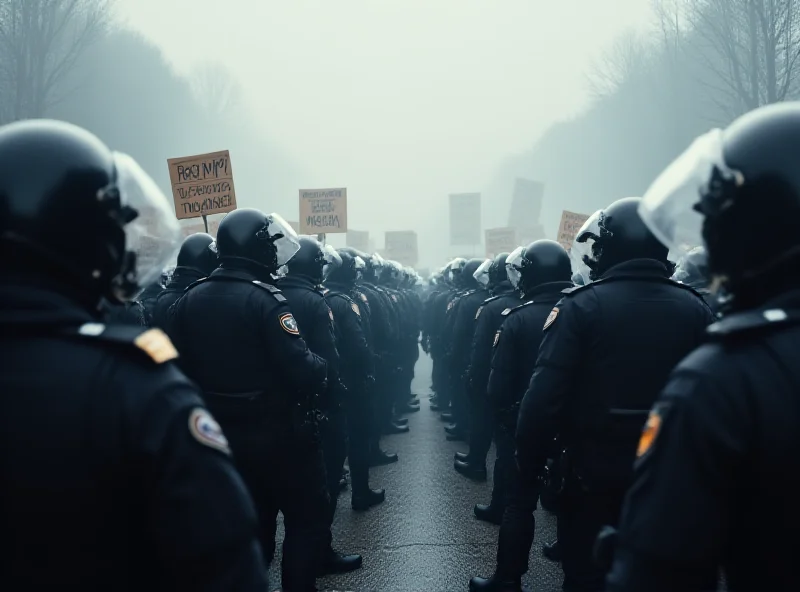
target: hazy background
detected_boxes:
[2,0,796,270]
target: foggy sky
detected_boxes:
[118,0,652,264]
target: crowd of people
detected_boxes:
[3,100,800,592]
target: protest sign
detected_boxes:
[167,150,237,220]
[485,227,518,258]
[299,188,348,234]
[346,229,370,252]
[449,193,481,245]
[384,231,418,266]
[556,210,591,252]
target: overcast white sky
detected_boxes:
[118,0,653,254]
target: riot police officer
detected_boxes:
[0,120,269,591]
[454,252,520,480]
[170,208,329,592]
[482,197,714,592]
[468,240,573,542]
[279,237,363,576]
[608,101,800,592]
[325,249,386,511]
[151,232,218,331]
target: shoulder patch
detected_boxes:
[351,302,361,316]
[133,328,179,363]
[279,312,300,335]
[188,408,230,454]
[391,294,398,302]
[636,403,668,458]
[447,300,455,312]
[500,307,512,316]
[359,292,368,303]
[543,307,559,330]
[493,330,502,347]
[252,280,287,302]
[328,308,335,322]
[475,306,484,320]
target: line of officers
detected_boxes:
[1,119,423,592]
[420,102,800,592]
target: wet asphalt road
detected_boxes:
[268,350,563,592]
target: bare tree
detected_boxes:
[686,0,800,116]
[0,0,111,123]
[585,29,653,99]
[189,61,242,117]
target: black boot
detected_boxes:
[440,412,454,422]
[383,421,409,435]
[369,449,399,467]
[397,401,420,413]
[468,574,528,591]
[474,503,503,525]
[392,416,409,426]
[455,459,487,481]
[352,487,386,511]
[316,548,363,576]
[454,450,469,462]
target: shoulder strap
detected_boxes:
[187,275,286,302]
[482,294,501,304]
[501,300,534,316]
[707,308,800,339]
[63,323,179,364]
[560,275,704,299]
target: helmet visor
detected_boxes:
[114,152,181,300]
[322,243,342,280]
[267,212,301,266]
[638,128,735,257]
[570,210,601,285]
[505,246,524,288]
[473,259,492,286]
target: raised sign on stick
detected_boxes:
[299,188,348,234]
[167,150,237,220]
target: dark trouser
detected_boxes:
[489,420,515,510]
[449,370,467,428]
[559,486,624,592]
[208,399,329,592]
[375,368,396,429]
[320,409,349,546]
[432,348,449,405]
[468,390,493,465]
[495,463,539,579]
[345,390,372,494]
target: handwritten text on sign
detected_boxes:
[167,150,237,220]
[556,210,591,252]
[299,188,348,234]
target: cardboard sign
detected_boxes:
[556,210,591,252]
[299,188,347,234]
[384,230,418,266]
[346,229,370,253]
[485,227,518,258]
[167,150,237,220]
[508,178,546,243]
[449,192,481,245]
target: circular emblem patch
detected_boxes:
[279,312,300,335]
[188,408,230,454]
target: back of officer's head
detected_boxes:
[177,233,218,277]
[0,119,179,309]
[216,208,299,279]
[519,240,572,293]
[286,236,325,282]
[583,197,668,279]
[327,248,357,285]
[489,252,511,288]
[460,258,483,289]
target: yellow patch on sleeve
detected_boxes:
[636,407,663,458]
[133,328,178,363]
[543,307,559,330]
[351,302,361,316]
[359,293,368,303]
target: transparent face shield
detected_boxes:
[505,246,524,289]
[111,152,181,301]
[569,210,602,285]
[473,259,492,287]
[353,255,366,280]
[671,246,710,289]
[638,128,739,257]
[266,212,302,266]
[322,243,342,281]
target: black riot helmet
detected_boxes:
[215,208,300,275]
[461,258,484,289]
[489,252,511,287]
[0,119,181,304]
[327,248,363,286]
[506,240,572,296]
[176,232,218,276]
[639,102,800,308]
[573,197,668,281]
[286,236,341,283]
